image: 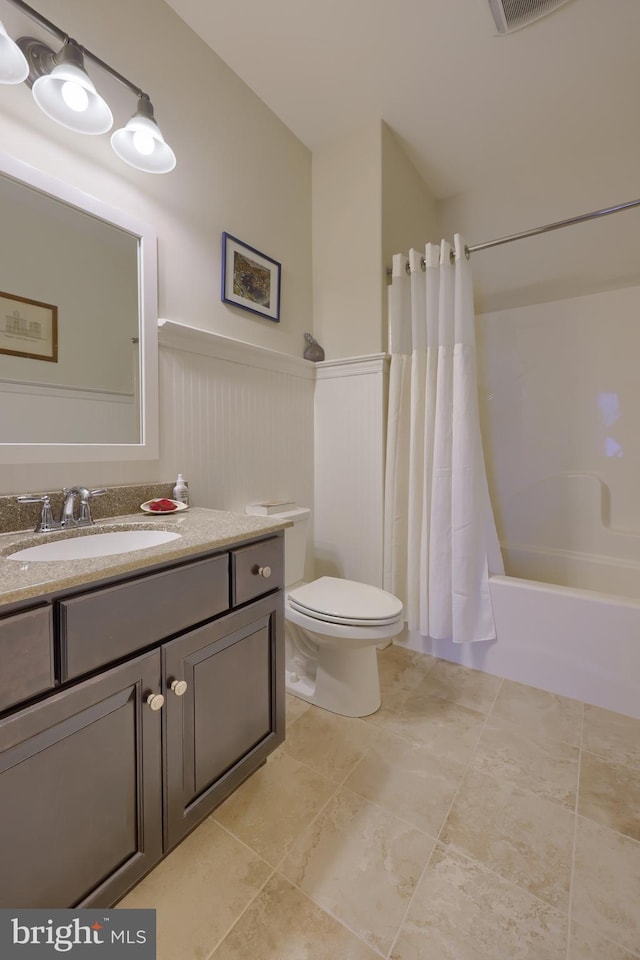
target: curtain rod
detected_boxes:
[467,196,640,254]
[387,196,640,277]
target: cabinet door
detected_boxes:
[0,651,162,909]
[164,592,284,849]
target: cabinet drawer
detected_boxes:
[0,605,54,713]
[231,536,283,606]
[59,554,229,681]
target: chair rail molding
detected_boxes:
[157,319,315,380]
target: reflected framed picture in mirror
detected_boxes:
[0,290,58,362]
[221,232,281,322]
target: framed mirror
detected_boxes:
[0,151,158,464]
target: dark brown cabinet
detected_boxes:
[0,605,54,712]
[164,593,284,850]
[0,534,284,909]
[0,650,163,908]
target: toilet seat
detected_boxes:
[288,576,404,627]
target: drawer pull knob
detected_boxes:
[258,565,272,578]
[170,679,188,697]
[146,692,165,711]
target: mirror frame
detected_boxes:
[0,151,158,464]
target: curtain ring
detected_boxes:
[406,257,426,274]
[450,245,471,263]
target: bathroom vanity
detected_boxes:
[0,508,287,908]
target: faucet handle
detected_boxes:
[17,494,60,533]
[77,487,108,525]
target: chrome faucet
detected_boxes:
[60,486,107,527]
[17,486,108,533]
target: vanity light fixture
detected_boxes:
[0,0,176,172]
[111,94,176,174]
[0,17,28,82]
[22,37,113,134]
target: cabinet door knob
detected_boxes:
[170,679,188,697]
[146,692,165,711]
[258,565,272,578]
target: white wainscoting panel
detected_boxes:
[157,322,315,531]
[314,355,388,586]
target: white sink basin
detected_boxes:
[8,529,182,561]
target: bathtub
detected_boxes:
[403,549,640,720]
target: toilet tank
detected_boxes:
[277,507,310,587]
[246,505,310,587]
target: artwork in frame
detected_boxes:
[0,290,58,362]
[221,233,281,322]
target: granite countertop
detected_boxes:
[0,507,290,608]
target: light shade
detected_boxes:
[111,96,176,174]
[31,40,113,134]
[0,19,29,83]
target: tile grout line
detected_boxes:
[208,738,388,958]
[385,672,598,952]
[201,820,277,960]
[298,680,640,960]
[438,680,580,926]
[433,674,504,847]
[271,723,380,873]
[563,715,640,960]
[279,673,453,960]
[269,748,392,960]
[271,867,388,958]
[204,869,276,960]
[564,700,584,959]
[282,666,632,958]
[441,837,572,916]
[361,669,437,737]
[385,675,506,959]
[385,840,439,960]
[287,669,592,952]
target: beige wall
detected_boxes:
[381,123,439,348]
[312,121,439,360]
[312,122,383,360]
[381,124,439,282]
[437,144,640,315]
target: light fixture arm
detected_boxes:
[6,0,148,99]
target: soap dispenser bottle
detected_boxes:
[173,473,189,505]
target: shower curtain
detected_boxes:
[384,236,504,643]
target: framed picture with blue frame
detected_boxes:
[221,233,281,322]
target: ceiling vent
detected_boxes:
[488,0,573,33]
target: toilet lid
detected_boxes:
[288,577,403,627]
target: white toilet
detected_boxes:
[252,505,404,718]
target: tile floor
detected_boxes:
[119,645,640,959]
